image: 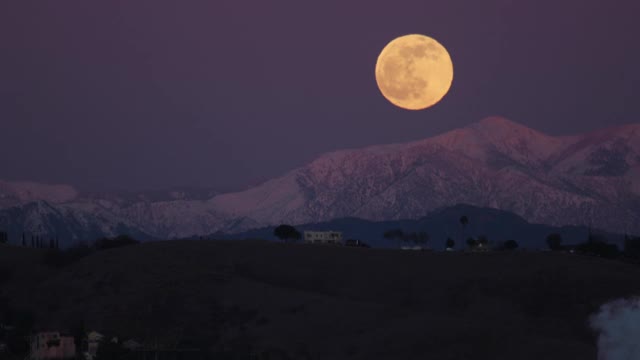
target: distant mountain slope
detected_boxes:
[1,117,639,241]
[215,204,624,249]
[209,117,640,234]
[0,201,153,245]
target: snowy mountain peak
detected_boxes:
[425,117,567,167]
[473,116,531,130]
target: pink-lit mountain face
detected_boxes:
[1,117,639,241]
[208,117,640,234]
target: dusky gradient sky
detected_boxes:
[1,0,639,192]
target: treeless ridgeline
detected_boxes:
[2,240,639,359]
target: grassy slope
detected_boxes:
[2,241,640,360]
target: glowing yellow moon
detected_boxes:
[375,34,453,110]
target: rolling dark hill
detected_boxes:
[1,240,639,359]
[216,204,627,249]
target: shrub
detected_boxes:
[546,233,562,250]
[466,238,478,248]
[273,225,301,242]
[502,240,519,250]
[624,236,640,259]
[445,238,455,249]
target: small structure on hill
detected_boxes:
[85,331,104,359]
[304,231,343,245]
[122,339,143,351]
[30,331,76,360]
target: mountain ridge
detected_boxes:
[1,117,639,242]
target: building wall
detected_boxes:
[30,332,76,360]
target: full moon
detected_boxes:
[375,34,454,110]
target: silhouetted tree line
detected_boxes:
[0,231,61,249]
[545,231,640,261]
[383,229,429,245]
[381,214,523,251]
[466,235,489,248]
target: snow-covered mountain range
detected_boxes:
[1,117,639,244]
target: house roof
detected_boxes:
[87,331,105,341]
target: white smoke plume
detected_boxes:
[590,297,640,360]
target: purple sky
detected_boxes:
[1,0,639,192]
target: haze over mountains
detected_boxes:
[1,117,639,243]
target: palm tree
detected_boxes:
[459,215,469,245]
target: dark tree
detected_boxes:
[624,235,640,259]
[0,231,7,244]
[466,237,478,248]
[49,238,55,249]
[503,240,519,250]
[445,238,455,249]
[273,225,301,242]
[22,233,26,247]
[383,229,405,241]
[546,233,563,250]
[459,215,469,245]
[477,235,489,247]
[31,235,35,248]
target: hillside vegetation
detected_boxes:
[1,240,640,359]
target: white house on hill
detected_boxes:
[304,231,343,245]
